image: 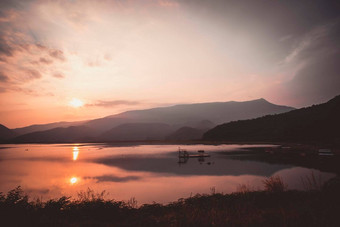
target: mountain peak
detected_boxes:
[12,98,295,138]
[203,94,340,142]
[0,123,17,141]
[256,98,269,103]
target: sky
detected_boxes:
[0,0,339,128]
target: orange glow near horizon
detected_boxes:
[72,146,79,161]
[0,0,336,128]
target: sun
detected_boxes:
[69,98,84,108]
[70,177,78,184]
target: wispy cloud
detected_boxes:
[52,72,65,79]
[49,49,66,61]
[271,20,340,106]
[284,24,331,64]
[86,100,140,108]
[24,69,42,80]
[0,87,7,93]
[85,174,140,183]
[39,57,53,65]
[0,72,9,82]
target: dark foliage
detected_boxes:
[1,178,340,227]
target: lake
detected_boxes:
[0,143,335,205]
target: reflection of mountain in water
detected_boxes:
[94,153,292,177]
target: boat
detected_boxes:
[318,149,334,156]
[178,148,210,158]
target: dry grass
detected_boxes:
[1,177,340,226]
[263,176,287,192]
[236,183,256,193]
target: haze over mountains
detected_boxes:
[204,95,340,144]
[12,126,98,143]
[1,98,294,143]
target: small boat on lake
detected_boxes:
[318,149,334,156]
[178,148,210,158]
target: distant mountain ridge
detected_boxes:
[166,127,207,141]
[13,120,87,135]
[12,98,294,135]
[11,126,98,143]
[6,98,295,143]
[0,124,16,141]
[203,95,340,144]
[79,98,295,134]
[100,123,173,141]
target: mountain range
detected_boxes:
[203,95,340,144]
[1,98,295,143]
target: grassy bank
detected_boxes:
[1,177,340,227]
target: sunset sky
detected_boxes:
[0,0,339,128]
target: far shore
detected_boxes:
[2,139,339,150]
[0,139,334,145]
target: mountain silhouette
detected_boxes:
[9,98,295,143]
[13,98,294,135]
[0,124,16,141]
[166,127,207,141]
[13,121,86,135]
[85,99,293,131]
[203,95,340,144]
[83,98,294,133]
[100,123,173,141]
[11,126,98,143]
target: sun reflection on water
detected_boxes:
[72,146,79,161]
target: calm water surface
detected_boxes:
[0,144,335,204]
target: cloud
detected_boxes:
[0,36,13,58]
[0,72,9,82]
[25,69,42,80]
[52,72,65,79]
[284,24,331,64]
[276,20,340,106]
[9,86,54,97]
[158,0,179,8]
[0,87,6,93]
[86,100,140,108]
[85,174,140,183]
[39,57,53,65]
[86,60,101,67]
[0,1,71,100]
[49,49,66,61]
[0,0,339,117]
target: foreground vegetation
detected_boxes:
[1,176,339,227]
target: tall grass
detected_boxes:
[236,183,256,193]
[263,176,287,192]
[0,176,339,226]
[77,187,108,202]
